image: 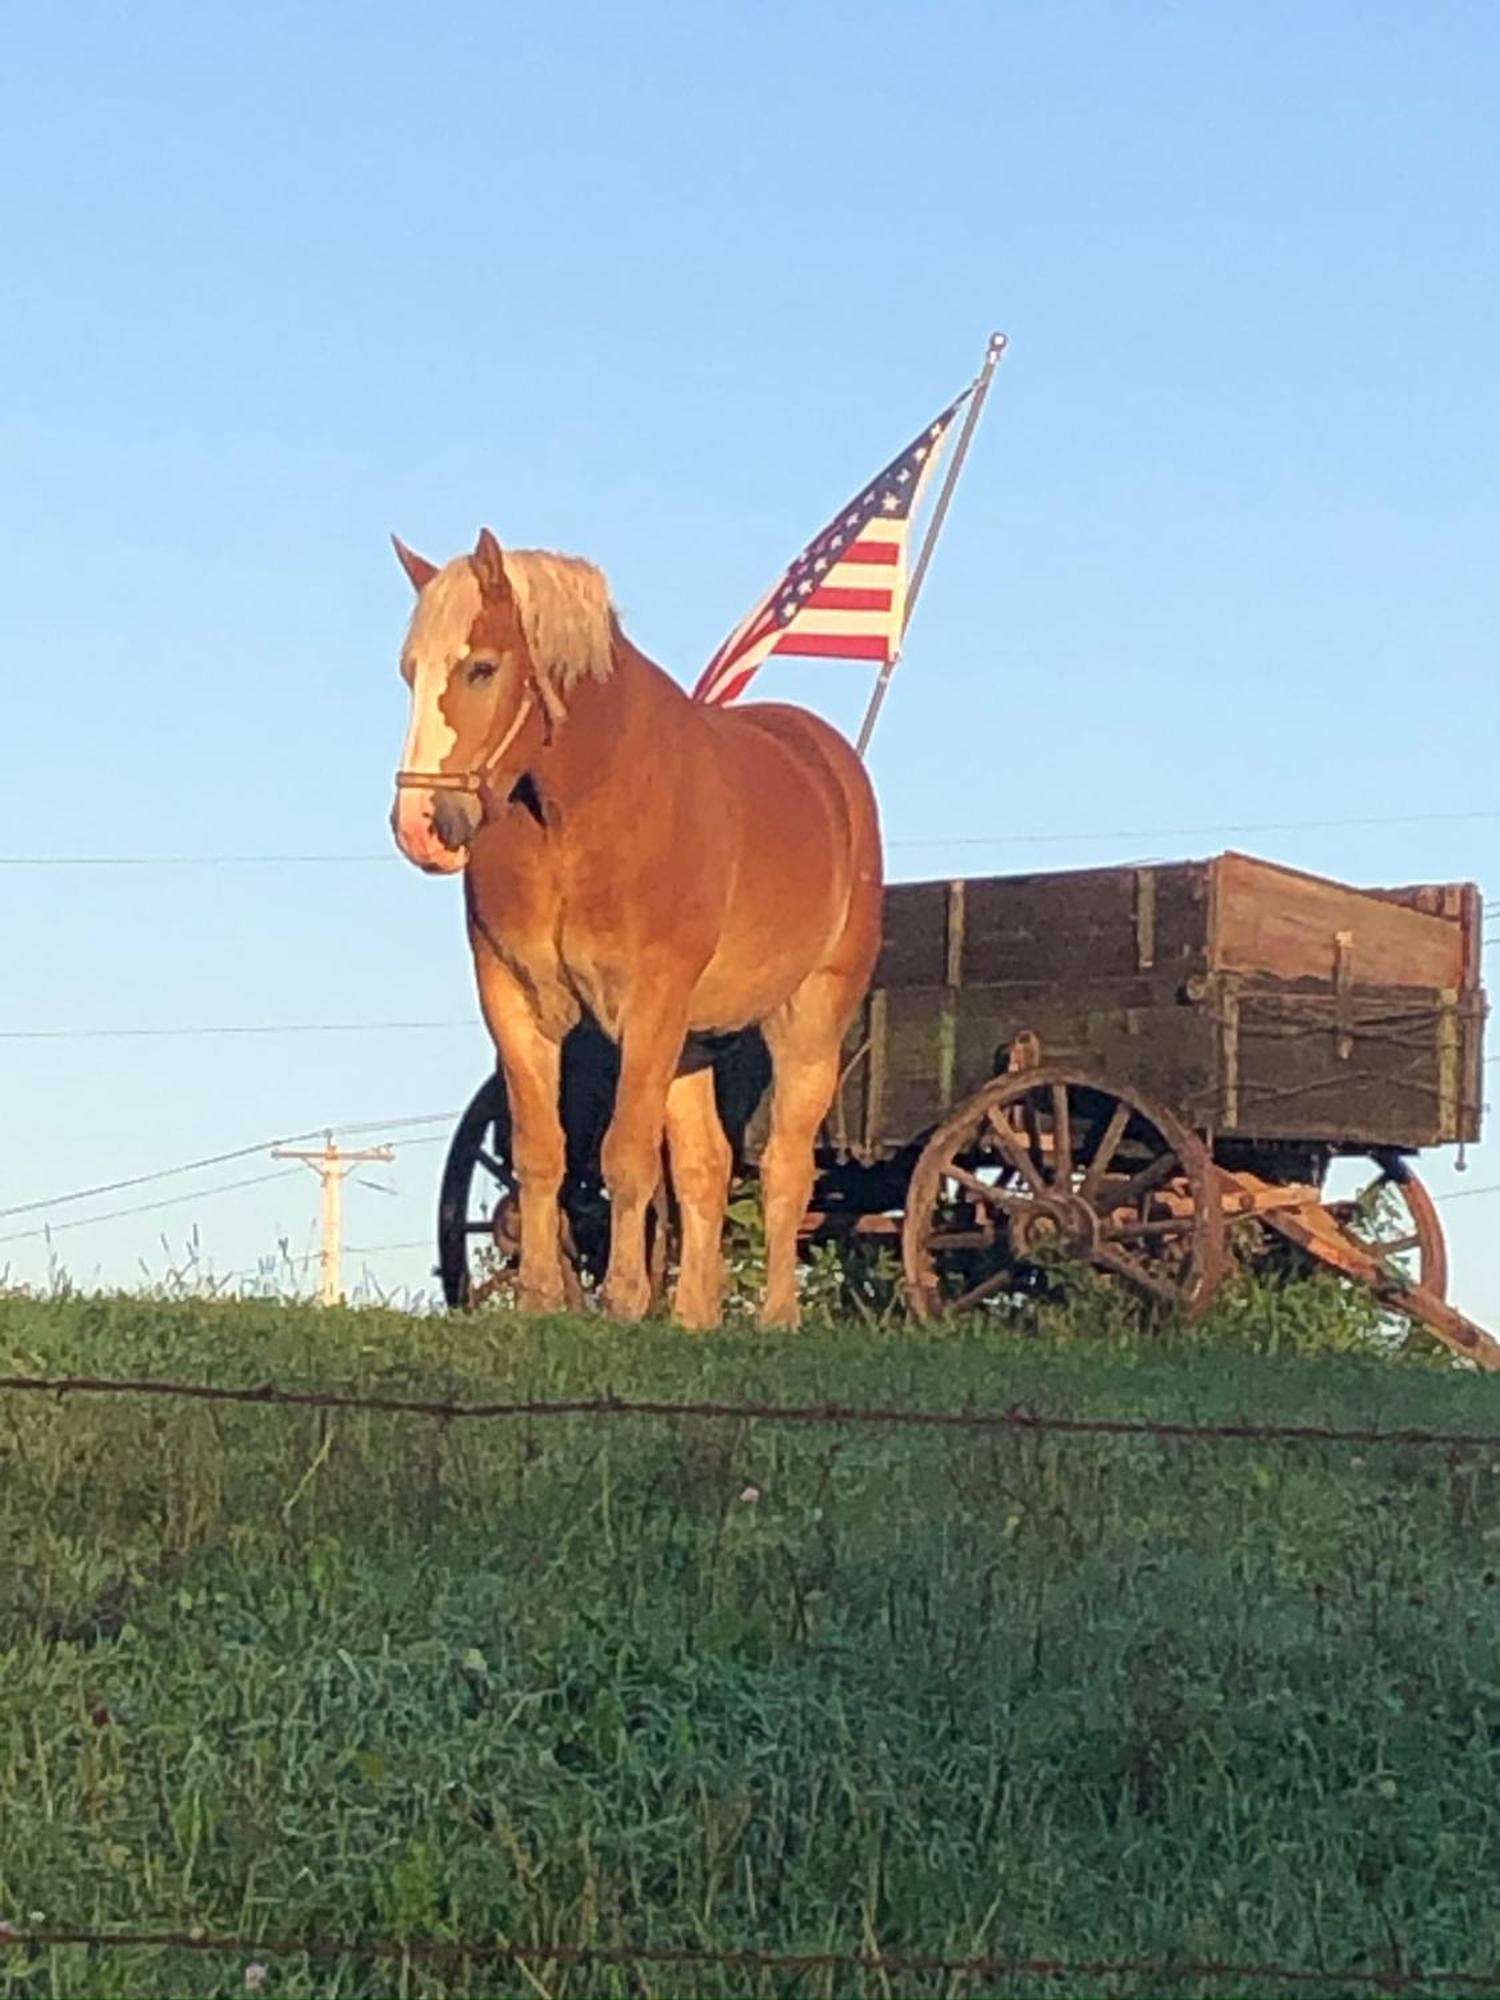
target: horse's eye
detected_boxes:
[467,660,499,685]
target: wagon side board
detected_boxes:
[820,857,1485,1162]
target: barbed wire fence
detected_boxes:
[5,1372,1500,1452]
[4,1922,1497,1992]
[6,1369,1500,1991]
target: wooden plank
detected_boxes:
[846,979,1218,1153]
[874,882,949,987]
[1213,984,1478,1147]
[1211,852,1464,991]
[959,862,1210,988]
[1369,879,1484,992]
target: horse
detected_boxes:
[389,527,883,1329]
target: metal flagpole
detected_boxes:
[854,331,1007,761]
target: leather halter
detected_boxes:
[394,683,545,798]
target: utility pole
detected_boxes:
[272,1133,394,1306]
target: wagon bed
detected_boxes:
[831,851,1483,1164]
[439,850,1493,1368]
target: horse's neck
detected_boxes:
[538,635,685,825]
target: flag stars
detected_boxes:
[881,492,900,512]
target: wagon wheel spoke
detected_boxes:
[1021,1095,1046,1183]
[465,1218,500,1236]
[1369,1232,1422,1258]
[946,1165,1029,1214]
[904,1068,1226,1326]
[474,1147,508,1183]
[1079,1099,1132,1206]
[1094,1149,1181,1219]
[1101,1215,1197,1244]
[983,1108,1048,1197]
[1316,1158,1448,1302]
[924,1228,998,1252]
[1093,1242,1185,1305]
[948,1265,1018,1315]
[1050,1083,1073,1185]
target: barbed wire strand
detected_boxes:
[4,1377,1500,1452]
[0,1924,1491,1990]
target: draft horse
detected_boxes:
[390,529,883,1328]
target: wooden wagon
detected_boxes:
[437,851,1494,1367]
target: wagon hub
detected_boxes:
[1009,1195,1099,1262]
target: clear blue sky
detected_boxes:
[3,0,1497,1325]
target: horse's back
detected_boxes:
[682,698,882,1028]
[705,699,879,862]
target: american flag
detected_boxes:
[691,401,960,707]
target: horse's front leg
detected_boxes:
[472,943,571,1314]
[600,1006,687,1322]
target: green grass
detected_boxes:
[3,1288,1500,1998]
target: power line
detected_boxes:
[0,1021,474,1043]
[0,1169,305,1248]
[0,1137,453,1248]
[0,1115,456,1221]
[896,811,1500,851]
[0,853,396,868]
[3,806,1500,868]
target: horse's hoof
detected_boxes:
[672,1289,722,1333]
[601,1283,650,1323]
[517,1283,568,1316]
[757,1295,802,1332]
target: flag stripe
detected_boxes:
[804,586,892,612]
[772,632,889,660]
[692,393,960,704]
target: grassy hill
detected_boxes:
[2,1290,1500,1997]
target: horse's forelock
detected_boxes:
[402,547,616,695]
[404,559,482,668]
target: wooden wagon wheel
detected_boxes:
[903,1065,1227,1321]
[437,1073,670,1312]
[1321,1153,1449,1299]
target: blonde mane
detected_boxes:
[505,550,616,689]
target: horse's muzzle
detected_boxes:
[432,789,482,852]
[391,787,472,874]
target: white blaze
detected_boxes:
[395,560,483,872]
[399,562,482,774]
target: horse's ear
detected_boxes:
[472,527,512,601]
[391,535,438,593]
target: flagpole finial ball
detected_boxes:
[988,332,1008,357]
